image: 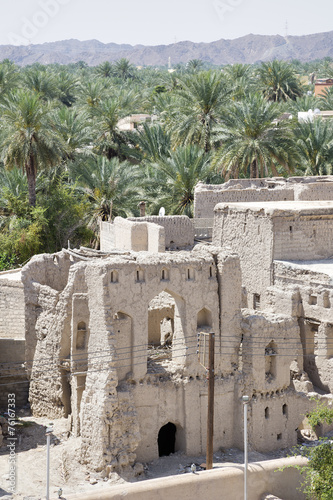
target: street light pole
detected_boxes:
[46,424,53,500]
[206,332,215,470]
[242,396,249,500]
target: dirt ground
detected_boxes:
[0,411,294,500]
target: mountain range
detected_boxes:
[1,31,333,66]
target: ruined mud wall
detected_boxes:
[213,205,274,307]
[271,263,333,393]
[21,253,83,417]
[295,181,333,201]
[273,214,333,261]
[0,278,25,339]
[128,216,194,250]
[0,339,28,409]
[132,376,236,462]
[237,310,306,452]
[194,176,333,219]
[194,186,293,219]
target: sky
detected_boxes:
[0,0,332,47]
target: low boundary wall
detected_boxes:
[68,457,307,500]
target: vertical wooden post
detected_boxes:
[206,332,215,470]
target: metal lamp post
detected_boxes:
[46,424,53,500]
[242,396,250,500]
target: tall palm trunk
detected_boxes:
[250,158,258,178]
[26,153,36,206]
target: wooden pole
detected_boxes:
[206,332,215,470]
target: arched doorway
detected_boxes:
[158,422,176,457]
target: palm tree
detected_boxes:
[186,59,204,73]
[24,68,58,101]
[68,156,142,223]
[213,94,298,178]
[294,118,333,175]
[163,71,230,152]
[257,60,304,102]
[50,107,93,161]
[78,79,107,109]
[145,145,217,216]
[223,63,256,100]
[91,90,139,159]
[96,61,113,79]
[319,87,333,111]
[127,123,172,163]
[113,58,136,80]
[0,166,28,217]
[289,94,322,113]
[53,70,79,107]
[0,90,64,206]
[0,61,20,100]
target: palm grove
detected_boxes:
[1,57,333,269]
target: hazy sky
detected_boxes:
[1,0,333,46]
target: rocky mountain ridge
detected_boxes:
[1,31,333,66]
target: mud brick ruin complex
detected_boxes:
[1,175,333,473]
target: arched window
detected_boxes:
[265,340,277,380]
[76,322,87,350]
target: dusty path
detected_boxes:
[0,413,293,499]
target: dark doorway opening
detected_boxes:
[158,422,176,457]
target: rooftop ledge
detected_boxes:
[214,200,333,217]
[275,259,333,282]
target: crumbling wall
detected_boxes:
[0,278,25,339]
[22,258,86,418]
[273,214,333,261]
[194,185,293,219]
[0,339,28,410]
[295,181,333,201]
[132,376,236,462]
[194,176,333,219]
[79,263,140,472]
[213,204,274,307]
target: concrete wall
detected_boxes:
[67,457,307,500]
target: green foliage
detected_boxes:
[307,401,333,429]
[0,56,331,264]
[0,206,47,267]
[286,403,333,499]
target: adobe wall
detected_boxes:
[270,263,333,393]
[0,339,28,409]
[239,310,305,453]
[128,216,194,250]
[213,204,274,307]
[194,184,293,218]
[273,213,333,261]
[0,278,25,339]
[99,220,115,250]
[100,217,166,252]
[194,176,333,219]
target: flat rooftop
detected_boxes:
[276,259,333,284]
[0,269,22,281]
[215,201,333,217]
